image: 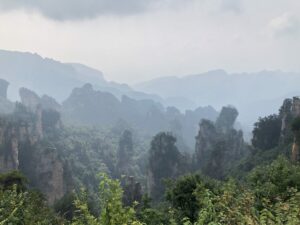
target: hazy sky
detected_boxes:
[0,0,299,83]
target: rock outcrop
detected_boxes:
[19,88,61,112]
[0,79,14,114]
[121,176,142,206]
[0,89,67,204]
[32,148,67,204]
[195,106,245,178]
[280,97,300,162]
[0,79,9,99]
[0,123,20,173]
[147,132,185,200]
[0,107,67,202]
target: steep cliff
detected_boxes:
[147,132,187,200]
[195,106,246,178]
[62,83,218,149]
[0,79,14,114]
[0,89,67,204]
[0,79,9,99]
[280,97,300,162]
[121,176,142,206]
[20,87,61,112]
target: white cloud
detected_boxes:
[0,0,195,21]
[0,0,300,83]
[221,0,243,13]
[269,13,300,37]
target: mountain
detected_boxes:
[62,83,218,149]
[0,79,14,114]
[135,69,300,126]
[0,49,162,103]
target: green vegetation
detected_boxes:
[3,157,300,225]
[252,115,282,150]
[1,89,300,224]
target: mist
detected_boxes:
[1,1,300,224]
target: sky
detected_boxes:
[0,0,299,84]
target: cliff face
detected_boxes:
[0,124,19,173]
[121,176,142,207]
[32,148,66,204]
[280,97,300,162]
[0,79,14,114]
[19,88,61,112]
[0,79,9,99]
[0,88,67,204]
[195,106,245,178]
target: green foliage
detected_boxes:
[138,206,171,225]
[117,130,134,176]
[247,156,300,202]
[0,185,63,225]
[195,112,246,179]
[72,173,143,225]
[291,117,300,132]
[54,192,77,221]
[0,170,27,191]
[148,132,184,200]
[166,174,219,223]
[292,117,300,144]
[252,115,282,150]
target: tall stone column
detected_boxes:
[0,79,9,99]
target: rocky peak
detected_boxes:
[279,97,300,162]
[280,98,293,134]
[0,79,9,99]
[41,95,61,111]
[19,88,41,111]
[195,107,245,179]
[195,119,217,164]
[216,106,238,133]
[19,88,61,112]
[0,106,67,203]
[292,97,300,117]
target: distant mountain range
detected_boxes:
[135,70,300,126]
[0,49,162,103]
[1,49,300,129]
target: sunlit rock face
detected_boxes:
[291,97,300,162]
[279,97,300,162]
[280,97,300,133]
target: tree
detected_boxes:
[148,132,183,201]
[166,174,219,223]
[116,130,134,177]
[252,115,282,150]
[0,170,27,191]
[247,156,300,202]
[0,185,62,224]
[291,117,300,161]
[72,173,142,225]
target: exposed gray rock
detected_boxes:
[0,79,9,99]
